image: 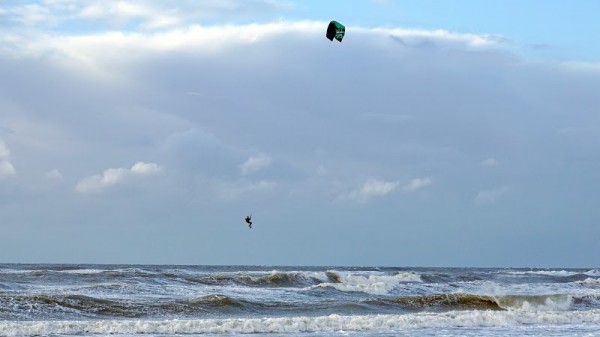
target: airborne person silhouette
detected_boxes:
[244,215,252,228]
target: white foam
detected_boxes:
[508,270,579,277]
[580,278,600,287]
[499,295,573,312]
[0,267,141,275]
[317,271,422,295]
[2,310,599,336]
[0,269,36,274]
[59,269,106,274]
[584,270,600,277]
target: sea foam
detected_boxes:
[315,271,422,295]
[2,310,600,336]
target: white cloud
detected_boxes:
[380,27,504,48]
[0,140,10,159]
[240,154,271,175]
[212,179,276,200]
[343,178,399,203]
[2,1,294,32]
[75,161,162,194]
[131,161,162,175]
[0,140,16,178]
[0,161,16,178]
[75,168,127,193]
[8,4,51,26]
[481,158,499,167]
[0,20,504,67]
[78,1,181,30]
[45,169,64,180]
[403,177,432,193]
[474,186,508,205]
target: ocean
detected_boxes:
[0,264,598,337]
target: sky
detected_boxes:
[1,0,599,267]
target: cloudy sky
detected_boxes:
[1,0,599,267]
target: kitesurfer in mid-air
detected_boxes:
[245,215,252,228]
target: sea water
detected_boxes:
[0,265,599,336]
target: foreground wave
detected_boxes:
[2,310,600,336]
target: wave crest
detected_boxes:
[374,293,578,312]
[316,271,422,295]
[0,293,246,318]
[377,294,501,310]
[495,294,572,311]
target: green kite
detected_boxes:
[326,21,345,42]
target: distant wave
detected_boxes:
[238,271,328,287]
[315,271,422,295]
[523,270,579,277]
[2,310,600,336]
[585,269,600,277]
[168,270,331,288]
[163,270,421,293]
[0,267,160,280]
[0,267,423,292]
[579,278,600,287]
[0,268,332,288]
[505,269,598,278]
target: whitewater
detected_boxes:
[0,265,599,336]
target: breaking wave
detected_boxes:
[315,271,422,295]
[0,294,250,319]
[373,293,579,312]
[2,310,600,336]
[373,294,502,310]
[505,269,600,280]
[584,269,600,277]
[170,270,422,294]
[579,278,600,287]
[238,271,327,287]
[494,294,573,311]
[0,267,424,294]
[2,264,598,336]
[162,270,336,288]
[5,292,580,320]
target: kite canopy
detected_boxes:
[326,20,345,42]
